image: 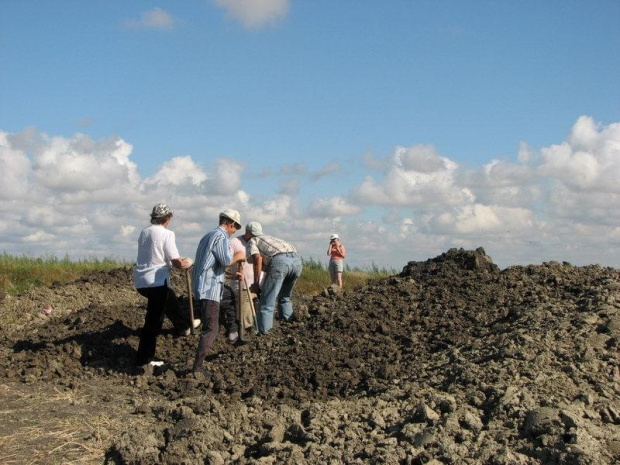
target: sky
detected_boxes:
[1,0,619,270]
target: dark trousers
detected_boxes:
[136,285,188,365]
[192,286,238,372]
[220,284,238,335]
[192,299,220,372]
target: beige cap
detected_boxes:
[220,209,241,229]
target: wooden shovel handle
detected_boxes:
[184,269,195,335]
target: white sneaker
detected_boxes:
[182,319,201,336]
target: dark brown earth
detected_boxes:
[0,248,619,464]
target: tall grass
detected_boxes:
[0,253,129,296]
[296,256,397,295]
[0,253,398,297]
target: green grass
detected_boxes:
[296,257,397,294]
[0,253,128,296]
[0,253,397,298]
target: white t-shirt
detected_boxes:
[133,224,180,289]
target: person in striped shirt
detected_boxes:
[245,221,303,335]
[191,209,244,375]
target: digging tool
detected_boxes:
[237,260,244,341]
[184,258,196,335]
[242,275,259,334]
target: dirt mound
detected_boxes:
[0,249,619,463]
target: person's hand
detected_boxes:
[175,257,193,269]
[235,270,244,280]
[250,282,261,295]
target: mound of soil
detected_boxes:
[0,248,619,464]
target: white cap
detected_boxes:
[330,233,339,240]
[246,221,264,236]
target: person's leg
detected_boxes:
[162,286,191,331]
[329,260,338,285]
[278,256,303,322]
[192,300,220,372]
[136,286,167,365]
[220,285,238,339]
[335,260,344,288]
[258,259,285,334]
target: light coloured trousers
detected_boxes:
[258,253,303,334]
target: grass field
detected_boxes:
[0,253,397,297]
[0,253,128,296]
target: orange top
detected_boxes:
[329,243,346,261]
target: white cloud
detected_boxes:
[430,204,536,235]
[214,0,289,29]
[23,230,55,243]
[399,144,448,173]
[351,145,473,207]
[205,159,245,195]
[309,161,341,180]
[461,159,539,207]
[0,132,32,199]
[538,116,620,192]
[1,116,620,269]
[120,225,136,237]
[145,156,208,187]
[307,197,362,218]
[31,133,139,195]
[124,8,177,30]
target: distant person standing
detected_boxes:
[327,233,346,288]
[191,210,244,375]
[133,203,197,367]
[245,222,303,335]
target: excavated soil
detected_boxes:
[0,248,619,464]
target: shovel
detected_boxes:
[242,275,259,334]
[184,258,196,335]
[237,260,244,341]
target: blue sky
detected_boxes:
[1,1,619,269]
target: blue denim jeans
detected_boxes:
[258,253,303,333]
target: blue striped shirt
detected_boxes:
[192,226,232,301]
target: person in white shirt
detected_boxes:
[133,203,196,366]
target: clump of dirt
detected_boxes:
[0,248,619,464]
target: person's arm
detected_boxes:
[250,253,263,294]
[212,233,233,266]
[231,251,245,264]
[164,231,191,269]
[337,244,346,259]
